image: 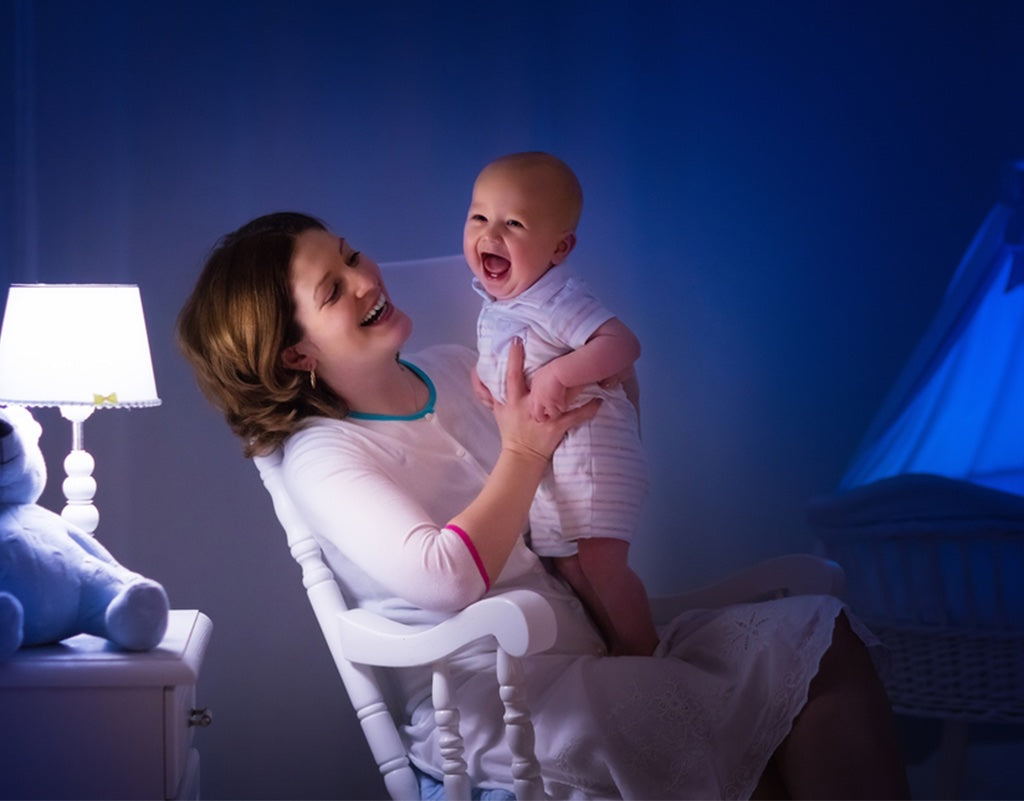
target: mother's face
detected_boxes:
[281,229,412,378]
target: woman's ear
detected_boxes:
[281,344,313,372]
[551,232,577,265]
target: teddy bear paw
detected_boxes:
[0,591,25,660]
[105,581,170,651]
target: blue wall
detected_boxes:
[4,1,1023,797]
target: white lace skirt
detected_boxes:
[407,594,882,800]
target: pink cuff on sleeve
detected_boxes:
[445,524,491,591]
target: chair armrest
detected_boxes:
[650,553,846,624]
[336,589,558,667]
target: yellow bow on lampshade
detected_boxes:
[93,392,119,406]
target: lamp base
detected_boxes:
[60,406,99,535]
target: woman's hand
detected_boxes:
[448,339,600,586]
[470,365,494,409]
[492,338,601,461]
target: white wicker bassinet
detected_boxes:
[808,473,1024,725]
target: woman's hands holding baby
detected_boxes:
[449,339,601,582]
[488,338,600,461]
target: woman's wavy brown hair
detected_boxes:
[177,212,349,457]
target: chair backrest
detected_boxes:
[379,254,479,352]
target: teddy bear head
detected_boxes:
[0,406,47,506]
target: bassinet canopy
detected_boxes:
[841,160,1024,497]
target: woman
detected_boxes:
[178,212,908,799]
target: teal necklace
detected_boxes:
[347,360,436,421]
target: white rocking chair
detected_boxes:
[255,450,555,800]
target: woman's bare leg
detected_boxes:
[773,611,910,799]
[751,757,788,799]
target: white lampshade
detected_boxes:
[0,284,161,409]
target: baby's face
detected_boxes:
[463,165,575,301]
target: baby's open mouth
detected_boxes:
[482,253,511,280]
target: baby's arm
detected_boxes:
[530,317,641,420]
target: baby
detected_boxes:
[464,151,658,655]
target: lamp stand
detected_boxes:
[59,405,99,535]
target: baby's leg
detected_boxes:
[564,538,658,656]
[552,553,614,645]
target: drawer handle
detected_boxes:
[189,707,213,728]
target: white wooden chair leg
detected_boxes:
[433,661,470,801]
[354,694,419,800]
[497,649,547,800]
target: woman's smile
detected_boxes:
[360,294,391,326]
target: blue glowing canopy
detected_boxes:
[841,161,1024,497]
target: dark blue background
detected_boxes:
[3,1,1022,796]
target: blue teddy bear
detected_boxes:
[0,405,169,659]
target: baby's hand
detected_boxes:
[529,364,570,421]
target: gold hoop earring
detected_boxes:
[309,368,317,389]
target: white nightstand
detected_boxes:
[0,609,213,800]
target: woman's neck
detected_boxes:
[335,356,428,418]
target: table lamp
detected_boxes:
[0,284,161,535]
